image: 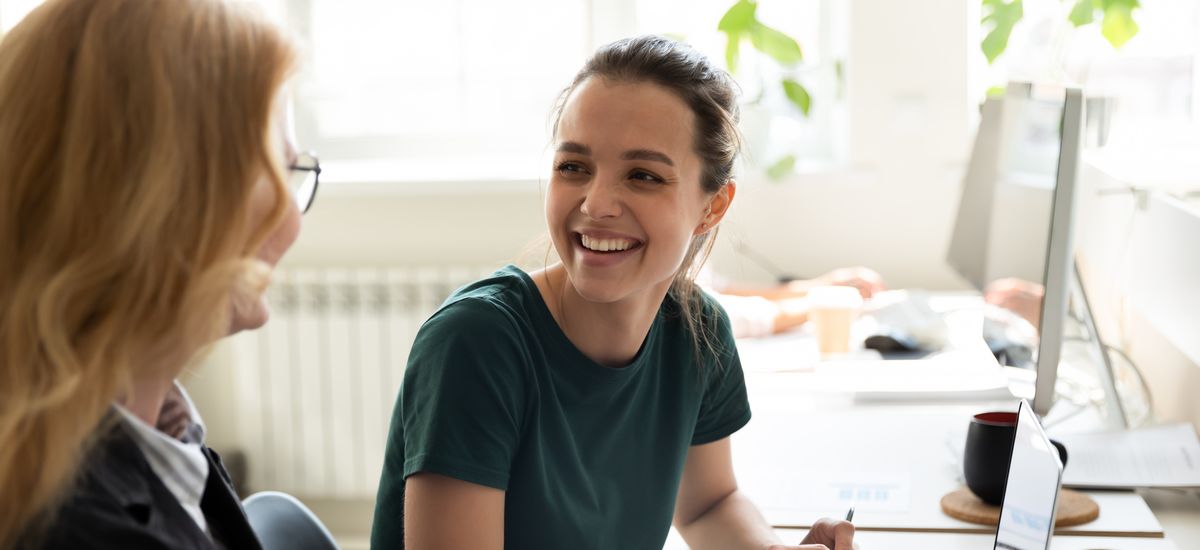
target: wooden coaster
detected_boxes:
[940,487,1099,527]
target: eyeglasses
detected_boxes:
[288,151,321,214]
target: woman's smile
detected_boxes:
[574,229,645,267]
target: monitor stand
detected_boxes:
[1072,258,1129,430]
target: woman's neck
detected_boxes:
[533,264,670,368]
[117,357,182,427]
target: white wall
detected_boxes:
[1075,156,1200,428]
[282,182,550,270]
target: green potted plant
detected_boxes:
[981,0,1141,74]
[717,0,815,180]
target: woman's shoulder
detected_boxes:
[423,265,539,333]
[404,268,541,394]
[661,286,734,332]
[408,266,551,372]
[695,285,731,320]
[657,286,739,372]
[27,422,222,550]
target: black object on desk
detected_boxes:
[863,329,922,354]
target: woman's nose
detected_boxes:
[579,179,622,220]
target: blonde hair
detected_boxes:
[0,0,296,544]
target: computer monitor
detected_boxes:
[947,83,1085,416]
[1031,86,1083,416]
[946,95,1004,290]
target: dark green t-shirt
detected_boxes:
[371,265,751,549]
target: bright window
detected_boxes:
[284,0,834,181]
[283,0,592,181]
[1,0,835,182]
[980,0,1200,122]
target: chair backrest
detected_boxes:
[243,491,340,550]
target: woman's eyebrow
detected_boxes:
[622,149,674,166]
[556,143,674,167]
[557,141,591,155]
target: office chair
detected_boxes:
[242,491,340,550]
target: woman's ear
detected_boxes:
[695,180,737,235]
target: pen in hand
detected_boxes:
[844,506,856,550]
[796,506,856,550]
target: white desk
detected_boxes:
[663,528,1180,549]
[714,329,1199,549]
[730,369,1163,537]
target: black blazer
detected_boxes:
[23,420,262,549]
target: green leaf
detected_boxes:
[766,155,796,181]
[718,0,757,34]
[749,23,803,65]
[980,0,1023,64]
[834,59,845,100]
[986,85,1006,97]
[1096,0,1139,10]
[1067,0,1095,26]
[781,79,812,116]
[1100,3,1139,48]
[725,31,742,73]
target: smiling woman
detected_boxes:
[371,35,854,550]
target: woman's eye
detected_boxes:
[556,162,587,175]
[630,170,664,183]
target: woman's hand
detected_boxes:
[766,516,856,550]
[813,267,886,299]
[984,277,1044,329]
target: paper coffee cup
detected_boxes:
[807,286,863,355]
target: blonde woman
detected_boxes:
[0,0,315,547]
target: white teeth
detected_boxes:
[581,234,635,252]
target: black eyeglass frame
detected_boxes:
[288,151,321,214]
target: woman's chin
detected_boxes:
[228,295,270,335]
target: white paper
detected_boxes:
[1057,423,1200,489]
[743,471,912,515]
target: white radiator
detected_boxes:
[228,266,493,498]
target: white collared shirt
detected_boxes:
[114,382,211,536]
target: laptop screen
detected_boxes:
[994,400,1065,550]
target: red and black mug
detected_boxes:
[963,411,1068,505]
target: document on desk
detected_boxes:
[741,470,912,516]
[1057,423,1200,489]
[807,360,1015,402]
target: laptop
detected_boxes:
[994,399,1066,550]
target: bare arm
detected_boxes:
[718,268,886,302]
[404,473,505,550]
[673,438,781,549]
[769,298,810,334]
[715,267,884,336]
[673,438,854,550]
